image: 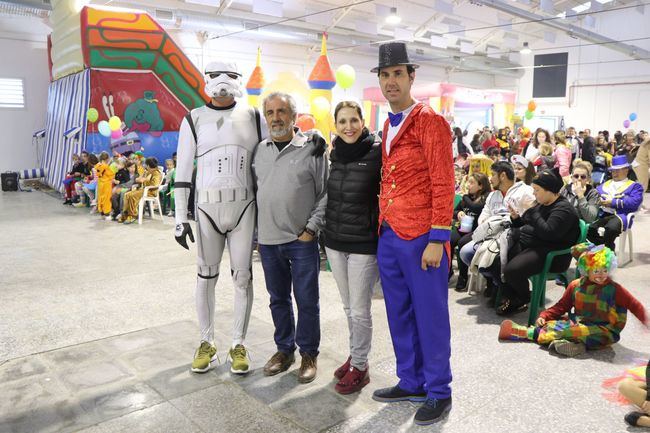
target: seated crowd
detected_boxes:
[450,125,648,320]
[61,150,177,224]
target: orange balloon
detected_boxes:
[527,100,537,112]
[296,114,316,132]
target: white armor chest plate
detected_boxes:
[191,105,259,201]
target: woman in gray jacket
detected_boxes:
[559,160,600,223]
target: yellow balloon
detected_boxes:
[335,64,356,90]
[312,97,331,119]
[108,116,122,131]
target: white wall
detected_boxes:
[513,9,650,133]
[174,33,497,111]
[0,34,50,173]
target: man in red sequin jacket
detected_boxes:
[369,42,455,427]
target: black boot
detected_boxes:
[454,274,467,292]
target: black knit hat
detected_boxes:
[532,167,564,194]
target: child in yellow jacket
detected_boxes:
[95,151,115,219]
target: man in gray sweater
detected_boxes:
[252,92,328,384]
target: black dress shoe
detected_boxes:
[414,397,452,425]
[372,385,426,403]
[624,411,650,427]
[454,275,467,292]
[496,298,528,316]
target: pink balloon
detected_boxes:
[623,120,631,128]
[111,129,123,139]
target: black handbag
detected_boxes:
[1,171,18,191]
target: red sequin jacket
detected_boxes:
[379,103,454,242]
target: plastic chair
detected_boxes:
[617,212,635,267]
[138,178,164,225]
[525,219,588,326]
[454,193,462,209]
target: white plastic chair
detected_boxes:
[138,177,164,225]
[617,212,635,267]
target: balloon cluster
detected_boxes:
[88,107,123,139]
[524,100,536,120]
[623,112,637,128]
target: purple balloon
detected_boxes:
[623,119,631,128]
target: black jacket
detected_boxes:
[513,195,580,251]
[580,137,596,165]
[324,134,382,255]
[453,194,486,232]
[115,168,130,185]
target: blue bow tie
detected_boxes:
[388,112,403,127]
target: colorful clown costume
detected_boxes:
[499,278,646,349]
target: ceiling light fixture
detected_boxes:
[385,7,401,25]
[520,41,532,54]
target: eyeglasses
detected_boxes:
[572,174,587,180]
[207,72,240,80]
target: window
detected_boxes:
[0,78,25,108]
[533,53,569,98]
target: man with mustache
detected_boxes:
[369,42,455,426]
[252,92,328,384]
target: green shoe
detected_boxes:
[228,344,250,374]
[191,341,217,373]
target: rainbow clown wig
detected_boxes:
[572,242,618,276]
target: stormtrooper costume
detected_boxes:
[174,61,267,363]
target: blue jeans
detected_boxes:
[259,239,321,356]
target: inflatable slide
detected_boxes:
[42,3,208,189]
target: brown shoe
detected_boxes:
[263,351,295,376]
[298,353,317,383]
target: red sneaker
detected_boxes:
[334,356,351,380]
[335,366,370,395]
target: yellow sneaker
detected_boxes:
[191,341,217,373]
[228,344,250,374]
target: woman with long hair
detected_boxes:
[523,128,551,163]
[450,172,491,291]
[512,154,535,185]
[553,130,573,178]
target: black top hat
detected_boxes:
[371,42,420,73]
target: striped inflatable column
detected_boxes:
[41,69,90,191]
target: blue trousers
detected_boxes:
[259,239,321,357]
[377,227,452,399]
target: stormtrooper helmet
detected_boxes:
[204,60,243,99]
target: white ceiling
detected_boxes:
[0,0,646,74]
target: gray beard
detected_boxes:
[270,127,291,139]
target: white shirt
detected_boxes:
[477,181,535,225]
[385,102,417,155]
[601,179,628,213]
[525,144,540,162]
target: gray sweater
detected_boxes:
[559,183,600,223]
[252,130,328,245]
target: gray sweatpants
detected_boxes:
[325,247,379,370]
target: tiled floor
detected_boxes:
[1,190,649,432]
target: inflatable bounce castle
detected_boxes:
[42,1,208,189]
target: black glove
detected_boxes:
[310,133,327,157]
[175,222,195,250]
